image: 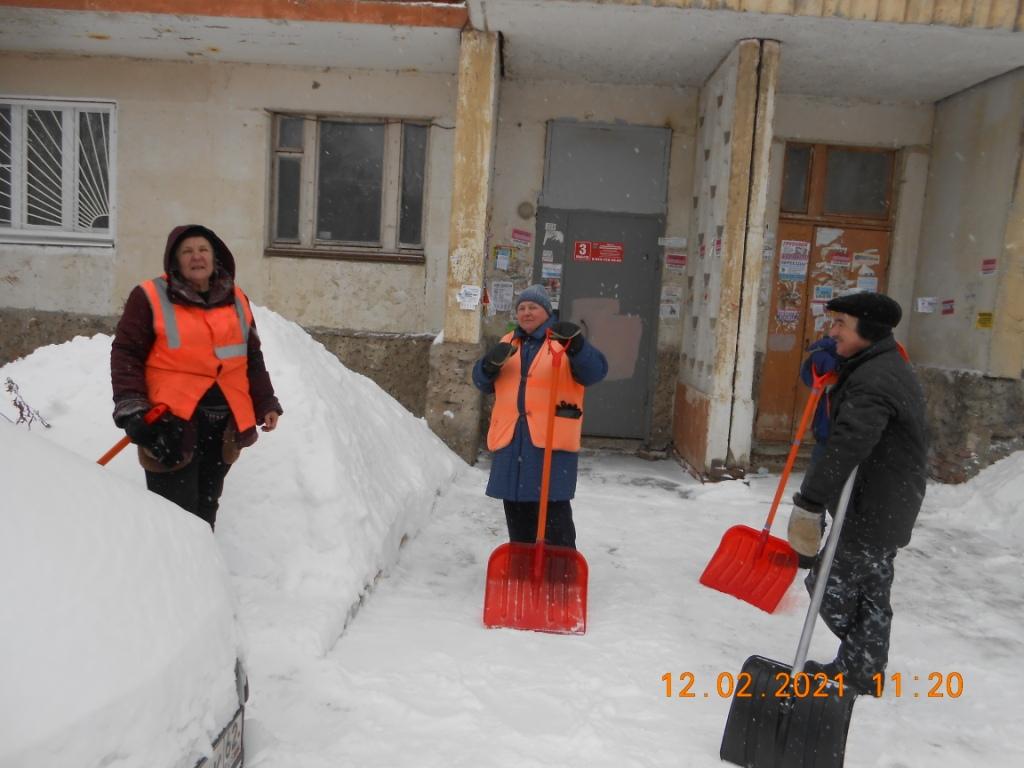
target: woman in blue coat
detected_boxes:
[473,285,608,549]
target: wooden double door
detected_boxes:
[755,143,895,444]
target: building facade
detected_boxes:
[1,0,1022,481]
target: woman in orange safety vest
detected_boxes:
[110,224,283,529]
[472,284,608,549]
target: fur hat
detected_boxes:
[515,284,553,317]
[826,292,902,342]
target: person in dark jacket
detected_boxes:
[472,284,608,549]
[110,224,283,529]
[787,292,927,696]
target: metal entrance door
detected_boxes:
[534,208,663,439]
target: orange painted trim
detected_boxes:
[0,0,469,28]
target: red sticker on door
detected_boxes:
[592,241,625,262]
[573,240,592,261]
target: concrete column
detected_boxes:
[991,130,1024,378]
[726,40,780,467]
[424,29,500,462]
[673,39,779,477]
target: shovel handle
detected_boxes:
[760,366,837,539]
[96,403,169,466]
[533,330,568,582]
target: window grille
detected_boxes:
[0,98,116,245]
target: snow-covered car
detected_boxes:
[0,423,246,768]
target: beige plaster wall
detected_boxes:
[484,77,699,349]
[0,52,456,333]
[755,94,935,353]
[910,68,1024,374]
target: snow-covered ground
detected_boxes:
[2,308,1022,767]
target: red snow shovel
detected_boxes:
[96,403,169,466]
[699,366,837,613]
[483,330,589,635]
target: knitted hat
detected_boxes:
[826,292,902,342]
[515,284,553,317]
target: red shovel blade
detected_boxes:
[483,542,589,635]
[699,526,798,613]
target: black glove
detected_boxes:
[481,342,516,376]
[550,321,584,356]
[125,412,187,467]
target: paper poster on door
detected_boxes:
[857,275,878,293]
[541,262,562,279]
[543,278,561,309]
[853,248,881,267]
[813,285,834,301]
[542,222,564,246]
[779,240,810,281]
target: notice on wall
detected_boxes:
[511,228,532,247]
[490,280,514,312]
[493,245,512,272]
[713,238,723,258]
[941,299,955,316]
[666,251,687,273]
[980,258,998,276]
[660,286,683,319]
[658,236,687,248]
[916,297,938,313]
[976,312,994,329]
[457,284,481,310]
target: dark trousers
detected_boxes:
[503,500,576,549]
[145,409,232,530]
[805,543,897,689]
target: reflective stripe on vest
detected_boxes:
[140,278,256,432]
[152,277,251,359]
[486,331,585,453]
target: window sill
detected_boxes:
[0,231,114,248]
[264,247,425,265]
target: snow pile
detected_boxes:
[0,305,462,766]
[0,424,241,768]
[922,450,1024,543]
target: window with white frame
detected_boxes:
[0,98,116,245]
[268,113,428,262]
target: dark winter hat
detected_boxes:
[515,284,553,317]
[826,292,902,343]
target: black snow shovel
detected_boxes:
[720,467,860,768]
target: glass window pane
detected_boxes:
[316,121,383,244]
[824,149,891,217]
[77,111,110,231]
[27,109,64,227]
[399,124,427,247]
[278,116,304,151]
[781,144,811,213]
[0,105,11,226]
[275,155,301,241]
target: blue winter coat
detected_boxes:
[800,336,839,443]
[472,318,609,502]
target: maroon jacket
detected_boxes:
[110,225,282,442]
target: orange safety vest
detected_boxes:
[139,277,256,432]
[487,331,585,452]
